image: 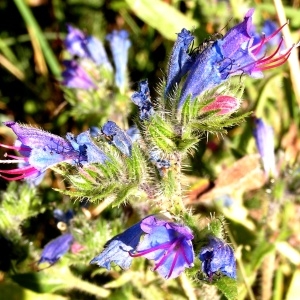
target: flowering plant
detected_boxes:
[0,3,299,300]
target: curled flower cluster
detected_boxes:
[164,9,296,108]
[62,26,131,92]
[90,215,235,280]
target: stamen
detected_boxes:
[152,239,179,272]
[4,154,28,161]
[252,34,266,55]
[251,21,288,54]
[0,165,35,174]
[129,240,174,257]
[255,38,284,65]
[0,158,26,163]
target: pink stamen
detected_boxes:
[129,240,174,257]
[256,45,293,71]
[0,143,30,152]
[4,154,28,161]
[251,21,288,55]
[0,165,35,174]
[0,166,38,180]
[252,34,266,56]
[152,239,179,276]
[255,39,284,65]
[166,246,180,278]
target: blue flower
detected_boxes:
[131,79,154,120]
[66,131,108,165]
[62,60,96,90]
[101,121,132,157]
[150,150,171,177]
[178,9,295,107]
[199,236,236,279]
[130,215,194,279]
[165,28,194,95]
[0,122,84,181]
[38,233,74,266]
[53,209,74,225]
[126,126,141,143]
[90,222,144,270]
[65,25,112,69]
[253,118,277,177]
[106,30,131,92]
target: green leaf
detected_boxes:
[125,0,198,40]
[215,277,238,300]
[113,185,138,207]
[11,272,67,294]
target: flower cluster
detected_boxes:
[62,25,131,92]
[164,9,296,108]
[90,215,235,280]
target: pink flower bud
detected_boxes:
[202,95,239,115]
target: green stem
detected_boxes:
[68,272,111,298]
[13,0,61,78]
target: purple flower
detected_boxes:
[253,118,277,177]
[0,122,81,181]
[106,30,131,91]
[178,9,296,107]
[101,121,132,157]
[90,222,144,270]
[131,79,154,120]
[130,215,194,279]
[165,28,194,95]
[62,60,96,89]
[199,236,236,279]
[65,25,87,58]
[65,25,112,69]
[38,233,74,266]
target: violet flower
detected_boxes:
[253,118,277,177]
[178,8,296,107]
[130,215,194,279]
[0,122,81,181]
[65,25,87,58]
[199,236,236,279]
[90,222,144,270]
[0,122,107,181]
[38,233,74,266]
[106,30,131,92]
[131,79,154,120]
[62,60,96,90]
[65,25,112,69]
[165,28,194,95]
